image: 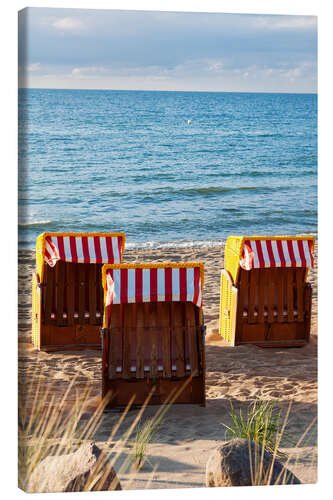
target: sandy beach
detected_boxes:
[18,243,317,489]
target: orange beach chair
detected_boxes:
[32,232,125,351]
[219,235,315,347]
[101,262,206,409]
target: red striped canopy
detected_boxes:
[240,238,314,270]
[44,234,124,267]
[105,264,203,308]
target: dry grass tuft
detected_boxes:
[18,367,193,492]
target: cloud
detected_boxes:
[24,57,316,92]
[282,62,314,82]
[26,62,41,72]
[256,16,317,31]
[52,17,84,31]
[207,61,224,73]
[71,66,107,78]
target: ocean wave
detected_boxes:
[67,185,284,200]
[150,185,284,196]
[248,132,280,138]
[125,240,225,249]
[18,220,53,228]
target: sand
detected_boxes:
[18,243,317,489]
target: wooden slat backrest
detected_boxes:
[267,269,276,323]
[277,269,285,323]
[185,302,199,376]
[296,269,305,322]
[122,304,133,379]
[287,270,294,322]
[106,301,201,380]
[108,304,122,379]
[238,267,307,324]
[136,304,145,379]
[148,303,158,378]
[89,265,97,324]
[159,302,172,378]
[78,264,86,323]
[42,262,104,325]
[257,270,266,323]
[55,261,66,325]
[248,269,259,323]
[66,262,75,325]
[172,302,185,378]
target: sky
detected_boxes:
[18,7,317,93]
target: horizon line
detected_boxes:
[18,87,317,95]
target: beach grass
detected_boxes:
[131,417,160,469]
[249,406,317,486]
[19,370,147,492]
[18,367,194,492]
[223,399,289,457]
[222,400,317,485]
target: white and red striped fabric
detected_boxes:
[240,239,314,270]
[44,235,124,267]
[105,265,202,308]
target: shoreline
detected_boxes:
[18,232,318,252]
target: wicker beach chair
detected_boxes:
[101,262,206,409]
[32,232,125,351]
[219,236,315,347]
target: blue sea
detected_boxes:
[18,89,317,249]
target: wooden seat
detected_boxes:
[32,232,125,351]
[219,236,315,347]
[101,263,205,409]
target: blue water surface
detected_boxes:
[18,89,317,248]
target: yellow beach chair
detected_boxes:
[101,262,206,409]
[219,236,315,347]
[32,232,125,351]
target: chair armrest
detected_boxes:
[33,272,41,287]
[221,269,235,287]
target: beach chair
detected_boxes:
[219,236,315,347]
[101,263,205,409]
[32,232,126,351]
